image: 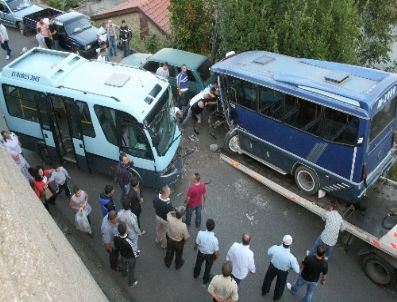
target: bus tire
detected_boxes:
[362,254,396,286]
[224,130,240,153]
[294,165,319,195]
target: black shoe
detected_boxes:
[261,291,267,297]
[176,259,185,270]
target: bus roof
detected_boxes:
[0,48,169,122]
[211,51,397,117]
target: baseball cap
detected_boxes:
[282,235,293,246]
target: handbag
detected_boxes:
[44,187,53,200]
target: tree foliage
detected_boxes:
[356,0,397,66]
[170,0,397,66]
[218,0,361,64]
[169,0,215,54]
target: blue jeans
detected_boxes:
[291,275,318,302]
[309,235,334,258]
[185,205,202,228]
[108,36,117,56]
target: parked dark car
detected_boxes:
[23,9,98,58]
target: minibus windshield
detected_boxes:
[146,88,176,156]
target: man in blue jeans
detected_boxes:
[287,245,328,302]
[184,173,207,228]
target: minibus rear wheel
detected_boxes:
[294,165,319,195]
[224,130,240,153]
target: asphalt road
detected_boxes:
[1,27,397,302]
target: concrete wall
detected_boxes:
[0,146,108,302]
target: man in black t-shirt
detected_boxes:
[153,185,173,249]
[287,245,328,302]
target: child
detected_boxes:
[98,184,116,217]
[49,163,71,198]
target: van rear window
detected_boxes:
[370,97,396,143]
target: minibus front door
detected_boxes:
[63,99,90,172]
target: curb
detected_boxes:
[380,176,397,188]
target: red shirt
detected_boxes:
[187,182,206,208]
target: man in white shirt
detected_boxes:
[156,62,170,79]
[49,163,71,198]
[194,218,219,285]
[261,235,300,301]
[226,233,256,285]
[97,22,107,44]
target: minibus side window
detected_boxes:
[76,101,95,137]
[94,105,117,145]
[118,112,152,160]
[3,84,39,122]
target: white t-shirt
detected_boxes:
[97,27,107,43]
[4,133,22,154]
[156,66,169,79]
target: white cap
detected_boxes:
[282,235,293,246]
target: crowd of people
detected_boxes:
[96,19,132,62]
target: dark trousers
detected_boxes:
[122,257,137,286]
[1,40,11,56]
[57,181,71,197]
[193,251,215,284]
[262,263,289,301]
[45,37,52,49]
[164,237,184,269]
[108,248,119,270]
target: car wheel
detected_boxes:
[294,165,319,195]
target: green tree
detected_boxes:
[356,0,397,66]
[218,0,361,64]
[169,0,214,54]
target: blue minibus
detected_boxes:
[211,51,397,202]
[0,48,182,187]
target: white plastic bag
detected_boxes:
[75,208,92,234]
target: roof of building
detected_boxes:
[1,48,169,122]
[211,51,397,117]
[91,0,170,35]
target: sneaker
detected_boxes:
[286,282,292,291]
[130,280,138,288]
[5,55,9,60]
[134,250,140,257]
[306,250,310,256]
[140,230,146,235]
[324,256,329,261]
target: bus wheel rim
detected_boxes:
[229,135,239,152]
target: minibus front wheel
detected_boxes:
[224,130,240,154]
[294,165,319,195]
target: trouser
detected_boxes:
[45,37,52,49]
[122,257,137,286]
[155,215,168,248]
[108,248,119,271]
[164,237,184,269]
[291,275,318,302]
[262,262,289,301]
[176,90,189,108]
[108,36,117,56]
[119,182,131,202]
[122,40,129,57]
[1,40,11,56]
[57,181,71,197]
[185,205,202,228]
[310,235,334,259]
[193,251,215,284]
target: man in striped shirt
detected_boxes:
[176,64,189,108]
[309,201,345,259]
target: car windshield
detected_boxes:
[8,0,31,12]
[64,17,91,34]
[146,87,176,156]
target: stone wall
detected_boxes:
[0,146,108,302]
